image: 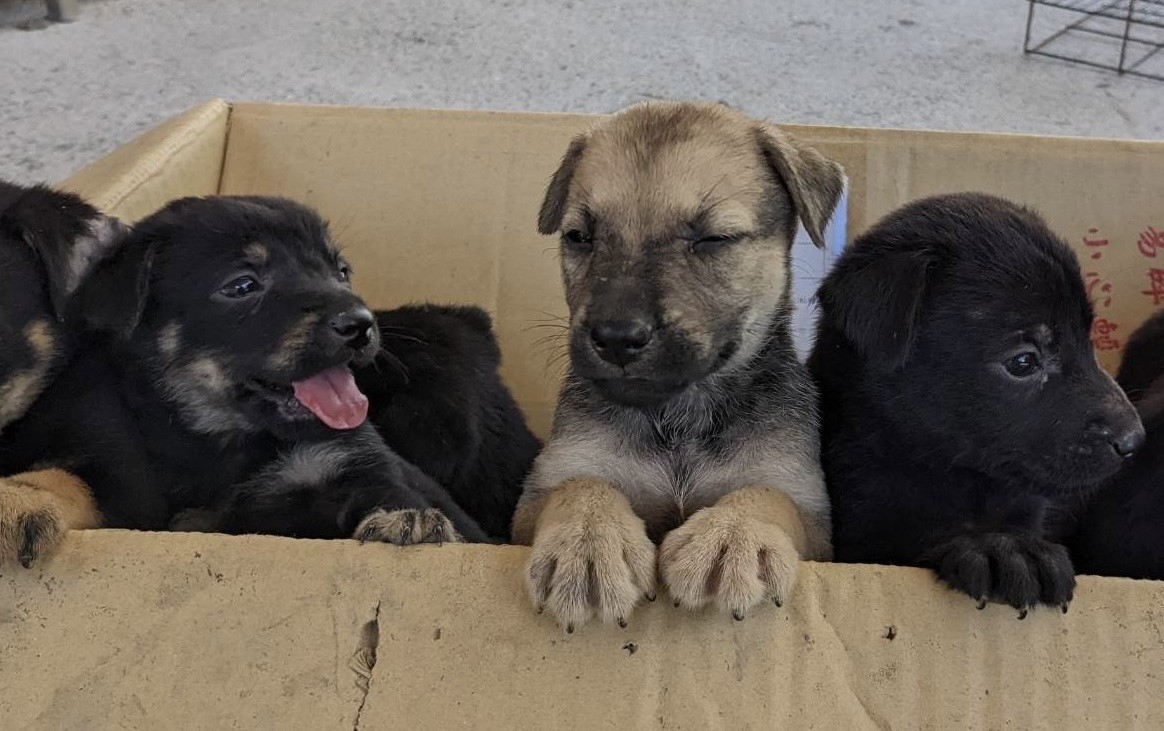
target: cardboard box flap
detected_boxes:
[60,99,230,223]
[2,532,1162,729]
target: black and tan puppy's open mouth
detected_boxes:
[249,365,369,430]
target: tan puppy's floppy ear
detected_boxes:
[537,134,588,235]
[756,125,846,248]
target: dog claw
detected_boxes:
[976,599,987,611]
[617,617,628,629]
[1061,603,1070,614]
[19,551,34,569]
[1017,609,1028,621]
[674,600,681,608]
[773,598,782,608]
[645,592,656,602]
[565,624,575,635]
[432,521,444,546]
[732,611,745,621]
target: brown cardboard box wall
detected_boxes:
[1,100,1163,729]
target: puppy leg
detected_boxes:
[660,486,808,619]
[0,469,101,567]
[220,429,488,544]
[517,479,656,632]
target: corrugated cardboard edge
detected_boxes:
[58,99,230,222]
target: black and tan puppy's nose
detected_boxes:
[330,307,376,350]
[590,319,653,366]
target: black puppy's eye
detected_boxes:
[1004,352,1041,378]
[219,275,263,299]
[563,230,594,253]
[691,234,742,255]
[338,264,351,282]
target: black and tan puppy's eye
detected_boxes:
[338,263,352,283]
[219,275,263,299]
[562,230,594,254]
[690,234,742,256]
[1004,351,1041,378]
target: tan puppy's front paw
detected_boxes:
[354,507,460,546]
[525,479,656,633]
[0,469,99,568]
[660,503,799,620]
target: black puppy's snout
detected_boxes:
[590,319,653,366]
[1087,413,1146,458]
[330,307,376,350]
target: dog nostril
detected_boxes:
[589,320,653,365]
[331,308,376,347]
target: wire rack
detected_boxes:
[1024,0,1164,80]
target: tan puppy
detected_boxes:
[513,101,844,631]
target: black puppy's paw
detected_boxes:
[353,507,460,546]
[931,533,1075,615]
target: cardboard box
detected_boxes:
[2,100,1164,728]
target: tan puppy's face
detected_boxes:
[538,102,845,408]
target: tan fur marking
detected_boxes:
[520,478,656,631]
[244,242,269,265]
[267,313,321,371]
[0,319,58,427]
[157,321,183,362]
[660,486,807,617]
[0,469,101,566]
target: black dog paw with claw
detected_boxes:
[930,533,1075,617]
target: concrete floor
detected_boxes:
[1,0,1161,183]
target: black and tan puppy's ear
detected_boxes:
[537,135,588,235]
[66,232,154,338]
[756,125,846,248]
[1,186,129,320]
[816,247,933,370]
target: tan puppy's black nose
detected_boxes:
[330,307,375,350]
[590,319,653,366]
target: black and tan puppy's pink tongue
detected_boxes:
[292,367,368,429]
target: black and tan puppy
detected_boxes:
[1071,310,1164,580]
[0,181,126,565]
[810,192,1144,615]
[0,195,488,555]
[514,101,843,631]
[355,304,541,541]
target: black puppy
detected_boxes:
[809,192,1144,614]
[0,195,488,550]
[0,180,125,429]
[0,181,126,565]
[1072,310,1164,579]
[354,305,541,541]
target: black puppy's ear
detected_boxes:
[30,215,131,320]
[537,135,588,235]
[756,124,846,248]
[66,232,155,338]
[817,248,933,369]
[2,186,130,320]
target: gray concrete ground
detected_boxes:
[1,0,1161,184]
